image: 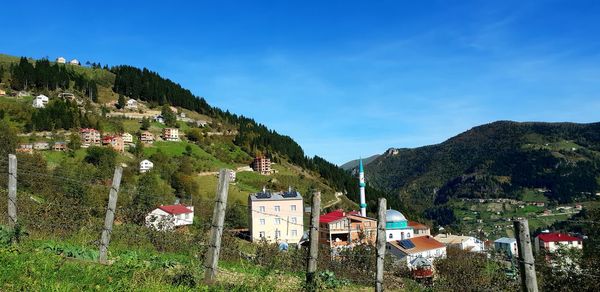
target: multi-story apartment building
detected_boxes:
[319,209,377,248]
[140,131,155,144]
[252,156,271,175]
[80,128,101,147]
[162,128,180,141]
[102,135,125,152]
[248,189,304,244]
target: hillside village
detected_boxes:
[1,54,599,291]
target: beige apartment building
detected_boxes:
[80,128,101,147]
[248,190,304,244]
[162,128,180,141]
[252,156,272,175]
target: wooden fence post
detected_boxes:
[306,191,321,291]
[514,219,538,292]
[99,166,123,264]
[376,198,387,292]
[203,168,231,283]
[7,154,17,229]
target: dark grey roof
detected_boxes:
[249,191,303,201]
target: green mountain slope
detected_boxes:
[340,154,379,171]
[364,121,600,216]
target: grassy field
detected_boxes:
[0,238,312,291]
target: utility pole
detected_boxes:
[514,219,538,292]
[203,169,231,283]
[7,154,17,229]
[376,198,387,292]
[98,166,122,264]
[306,191,321,292]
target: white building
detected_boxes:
[248,190,304,244]
[494,237,518,258]
[385,209,414,241]
[434,234,485,252]
[69,59,80,66]
[145,204,194,231]
[56,57,66,64]
[139,159,154,173]
[125,99,138,110]
[387,235,447,269]
[154,115,165,124]
[535,232,583,253]
[32,94,49,108]
[122,133,133,144]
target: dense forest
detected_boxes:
[9,57,98,101]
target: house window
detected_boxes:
[291,205,297,211]
[259,231,265,238]
[291,230,298,237]
[275,218,281,225]
[407,233,411,238]
[259,206,266,212]
[274,206,281,212]
[259,219,266,225]
[291,217,297,224]
[275,230,281,238]
[389,233,393,239]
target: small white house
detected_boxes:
[125,99,138,110]
[145,204,194,231]
[139,159,154,173]
[122,133,133,144]
[56,57,66,64]
[434,234,485,252]
[32,94,49,108]
[494,237,518,258]
[154,115,165,124]
[69,59,80,66]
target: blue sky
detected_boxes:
[3,0,600,164]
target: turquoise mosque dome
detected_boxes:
[386,209,409,229]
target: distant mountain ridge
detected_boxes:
[340,154,380,170]
[364,121,600,216]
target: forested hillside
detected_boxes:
[0,54,398,215]
[363,121,600,223]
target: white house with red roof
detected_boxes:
[535,232,583,253]
[145,204,194,231]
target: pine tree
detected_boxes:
[116,95,126,109]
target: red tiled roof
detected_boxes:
[158,204,193,215]
[537,232,580,243]
[320,210,345,223]
[408,221,429,230]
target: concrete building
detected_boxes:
[409,221,431,237]
[252,156,272,175]
[53,141,67,151]
[248,189,304,244]
[145,204,194,231]
[535,232,583,253]
[386,209,414,241]
[102,135,125,152]
[69,59,80,66]
[319,209,377,248]
[162,128,180,141]
[80,128,101,147]
[434,234,485,252]
[139,159,154,173]
[494,237,518,258]
[56,57,66,64]
[387,236,447,269]
[32,94,49,108]
[125,99,138,110]
[122,133,133,144]
[140,131,155,144]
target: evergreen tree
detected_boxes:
[140,117,150,130]
[68,132,81,150]
[161,105,177,127]
[116,95,126,109]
